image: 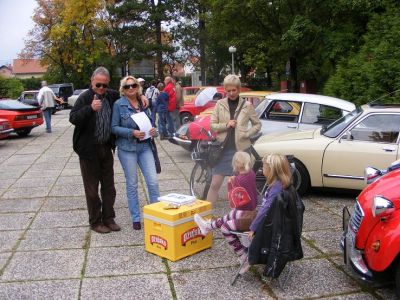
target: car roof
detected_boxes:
[22,90,39,93]
[361,103,400,112]
[240,91,274,97]
[48,83,73,87]
[266,93,355,111]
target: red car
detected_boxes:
[179,86,251,124]
[342,161,400,297]
[0,118,13,139]
[0,100,43,136]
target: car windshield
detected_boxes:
[0,100,35,109]
[255,99,270,116]
[322,107,362,138]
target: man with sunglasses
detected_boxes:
[70,67,148,234]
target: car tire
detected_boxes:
[396,261,400,298]
[292,158,310,195]
[15,128,32,137]
[180,112,193,125]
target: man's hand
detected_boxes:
[133,130,145,139]
[227,120,237,128]
[91,97,102,112]
[55,97,64,104]
[141,95,149,108]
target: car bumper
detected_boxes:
[341,207,373,281]
[0,128,13,139]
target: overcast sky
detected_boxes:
[0,0,37,65]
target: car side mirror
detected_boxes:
[340,131,353,142]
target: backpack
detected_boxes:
[228,179,251,209]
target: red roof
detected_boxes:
[13,59,47,74]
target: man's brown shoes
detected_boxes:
[91,224,111,234]
[104,220,121,232]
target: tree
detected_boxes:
[0,78,24,98]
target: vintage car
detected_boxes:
[0,118,13,139]
[253,103,400,194]
[0,100,43,136]
[67,89,87,107]
[178,86,252,124]
[342,161,400,297]
[183,86,205,102]
[48,83,74,108]
[172,93,355,154]
[18,90,39,107]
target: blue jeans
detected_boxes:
[150,104,157,127]
[166,111,175,136]
[158,112,168,136]
[118,143,160,222]
[43,108,52,132]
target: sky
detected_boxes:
[0,0,37,65]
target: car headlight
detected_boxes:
[372,195,394,217]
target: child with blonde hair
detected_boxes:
[194,151,257,264]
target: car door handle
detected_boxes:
[287,125,297,129]
[382,147,396,152]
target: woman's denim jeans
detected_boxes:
[117,143,159,222]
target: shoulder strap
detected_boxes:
[234,99,246,120]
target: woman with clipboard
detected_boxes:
[111,76,160,231]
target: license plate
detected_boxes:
[27,115,37,119]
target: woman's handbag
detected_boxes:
[208,99,246,167]
[228,179,251,209]
[150,138,161,174]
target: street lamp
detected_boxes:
[228,46,237,74]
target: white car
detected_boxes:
[67,89,87,107]
[256,93,356,135]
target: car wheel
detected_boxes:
[15,128,32,137]
[180,112,193,125]
[396,260,400,298]
[292,158,310,195]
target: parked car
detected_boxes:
[342,161,400,297]
[0,118,13,139]
[256,93,355,135]
[253,103,400,194]
[0,100,43,136]
[68,89,87,107]
[183,86,203,102]
[179,86,251,124]
[172,93,354,153]
[48,83,74,108]
[18,90,39,107]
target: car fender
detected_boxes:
[364,210,400,272]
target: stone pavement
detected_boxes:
[0,110,396,299]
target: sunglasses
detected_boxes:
[95,83,108,89]
[123,83,139,90]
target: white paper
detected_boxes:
[131,112,152,140]
[158,193,196,205]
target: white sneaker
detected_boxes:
[194,214,211,236]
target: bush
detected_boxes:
[19,77,42,90]
[0,77,24,99]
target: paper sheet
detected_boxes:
[131,112,152,140]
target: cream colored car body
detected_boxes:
[254,104,400,190]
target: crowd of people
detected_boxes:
[69,67,303,277]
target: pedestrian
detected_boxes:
[144,79,160,127]
[69,67,149,234]
[175,77,184,129]
[111,76,160,231]
[37,80,62,133]
[156,83,170,140]
[207,74,261,205]
[194,151,257,269]
[138,78,145,88]
[163,76,177,136]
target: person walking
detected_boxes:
[111,76,160,231]
[156,83,170,140]
[70,67,148,234]
[144,80,160,127]
[163,76,176,136]
[208,74,261,205]
[38,80,62,133]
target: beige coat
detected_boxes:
[211,98,261,151]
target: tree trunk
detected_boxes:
[199,2,206,86]
[289,56,298,92]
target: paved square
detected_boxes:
[0,111,395,299]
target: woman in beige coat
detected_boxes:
[208,75,261,205]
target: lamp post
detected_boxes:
[228,46,237,74]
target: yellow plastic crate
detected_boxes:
[143,200,213,261]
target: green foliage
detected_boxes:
[18,77,42,90]
[324,4,400,105]
[0,78,24,99]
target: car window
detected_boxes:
[23,93,36,100]
[350,114,400,143]
[262,100,301,123]
[301,103,342,125]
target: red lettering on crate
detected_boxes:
[150,235,168,250]
[181,227,202,246]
